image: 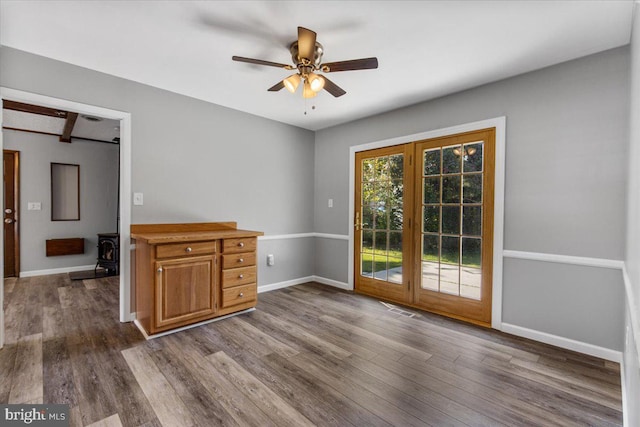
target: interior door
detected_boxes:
[3,150,19,278]
[413,129,495,326]
[354,144,413,303]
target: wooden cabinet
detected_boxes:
[220,237,258,311]
[155,254,216,330]
[132,222,262,336]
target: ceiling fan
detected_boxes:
[232,26,378,98]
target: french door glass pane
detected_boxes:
[442,176,461,203]
[424,150,441,175]
[423,206,439,233]
[423,178,440,204]
[461,237,482,299]
[361,255,373,278]
[462,206,482,236]
[443,146,462,174]
[421,234,439,291]
[441,206,460,235]
[360,154,403,284]
[463,174,482,203]
[420,144,484,300]
[463,142,483,172]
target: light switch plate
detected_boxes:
[328,198,333,208]
[27,202,41,211]
[133,193,144,206]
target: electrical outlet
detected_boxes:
[133,192,144,206]
[267,254,275,266]
[328,198,333,208]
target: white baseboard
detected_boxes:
[257,275,352,294]
[501,322,622,363]
[622,265,640,361]
[311,275,352,290]
[19,264,97,278]
[621,358,629,427]
[258,276,315,293]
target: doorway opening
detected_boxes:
[0,87,132,348]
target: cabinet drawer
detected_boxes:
[222,253,256,270]
[156,241,216,258]
[221,266,256,288]
[223,237,257,254]
[221,283,256,309]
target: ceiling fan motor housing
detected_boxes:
[290,41,324,69]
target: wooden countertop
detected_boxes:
[131,222,263,244]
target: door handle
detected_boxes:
[4,218,14,224]
[4,208,12,214]
[355,211,360,231]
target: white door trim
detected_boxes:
[348,117,506,329]
[0,87,133,349]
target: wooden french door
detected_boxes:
[413,129,495,325]
[354,144,414,303]
[355,129,495,326]
[3,150,20,278]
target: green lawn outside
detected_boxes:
[361,249,480,273]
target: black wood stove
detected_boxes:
[96,233,119,276]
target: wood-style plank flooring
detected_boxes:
[1,274,622,426]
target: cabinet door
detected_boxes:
[154,255,216,331]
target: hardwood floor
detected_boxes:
[1,274,623,426]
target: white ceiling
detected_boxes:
[0,1,635,131]
[2,109,121,143]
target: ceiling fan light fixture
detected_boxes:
[283,73,301,93]
[308,73,325,92]
[303,80,317,98]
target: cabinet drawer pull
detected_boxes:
[239,274,244,279]
[185,247,192,252]
[157,267,163,273]
[238,258,244,263]
[239,292,244,298]
[238,242,245,248]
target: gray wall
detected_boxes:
[623,5,640,425]
[0,46,316,286]
[0,44,631,353]
[3,131,118,272]
[314,47,629,350]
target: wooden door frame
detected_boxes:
[3,149,20,278]
[0,87,133,348]
[348,117,507,330]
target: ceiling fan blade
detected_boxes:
[232,56,292,69]
[297,27,317,60]
[268,81,285,92]
[322,76,346,97]
[322,57,378,72]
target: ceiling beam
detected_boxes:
[59,112,78,143]
[3,100,67,119]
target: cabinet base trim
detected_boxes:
[134,308,256,340]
